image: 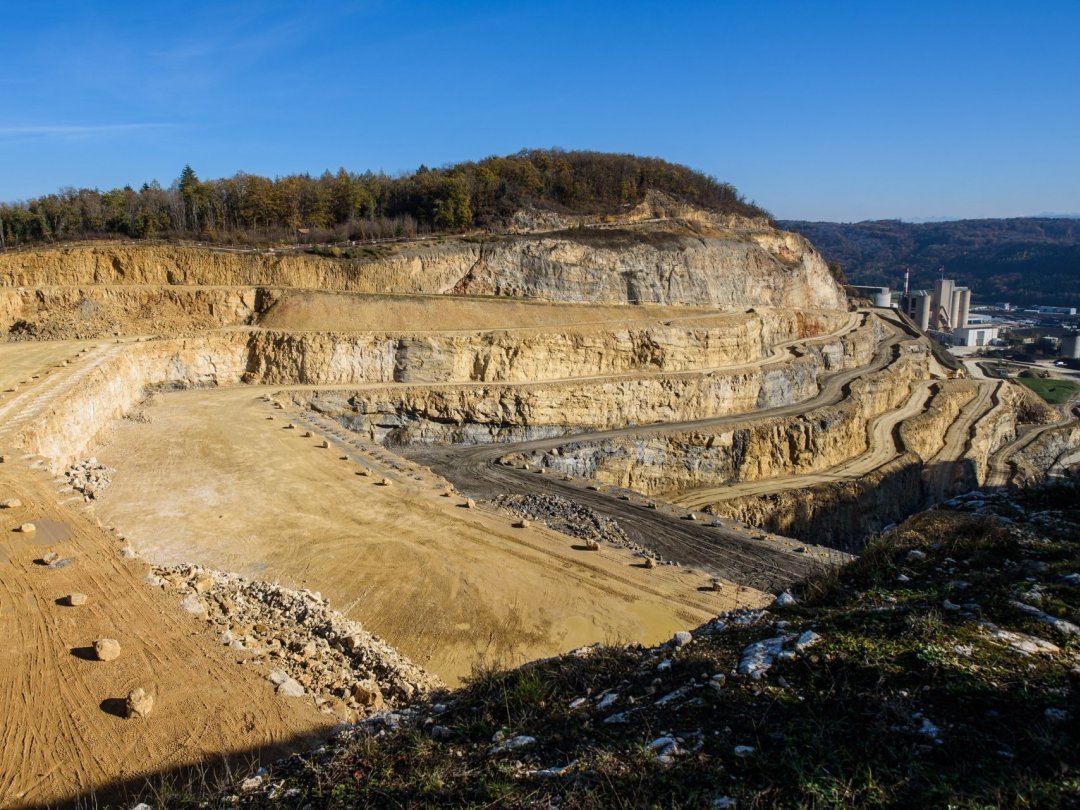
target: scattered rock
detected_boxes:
[733,745,756,758]
[1009,600,1080,635]
[41,551,59,564]
[18,523,36,534]
[794,630,822,653]
[0,498,22,509]
[774,591,797,607]
[94,638,121,661]
[125,687,154,718]
[596,692,618,710]
[738,635,788,679]
[979,622,1060,656]
[488,735,536,756]
[66,593,87,607]
[673,630,693,648]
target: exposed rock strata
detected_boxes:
[504,338,927,494]
[0,226,845,312]
[297,317,884,445]
[706,382,980,548]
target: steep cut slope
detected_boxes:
[0,221,845,326]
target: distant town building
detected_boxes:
[1063,334,1080,359]
[1028,306,1078,316]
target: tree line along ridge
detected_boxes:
[0,150,768,248]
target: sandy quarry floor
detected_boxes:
[91,387,756,685]
[0,456,335,810]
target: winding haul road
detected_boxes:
[409,316,909,592]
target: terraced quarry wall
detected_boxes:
[505,337,929,495]
[246,308,851,386]
[707,381,979,548]
[8,307,852,471]
[0,226,845,312]
[294,316,878,445]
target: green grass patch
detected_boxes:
[1015,376,1080,403]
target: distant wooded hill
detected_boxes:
[780,218,1080,307]
[0,150,766,248]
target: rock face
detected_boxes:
[311,316,882,446]
[454,229,846,310]
[8,310,855,474]
[243,308,850,387]
[533,340,925,493]
[0,226,845,317]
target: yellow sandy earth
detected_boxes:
[92,387,762,684]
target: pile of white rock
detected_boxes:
[149,564,443,721]
[65,457,114,500]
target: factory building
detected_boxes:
[847,285,894,308]
[948,326,1001,347]
[901,278,970,331]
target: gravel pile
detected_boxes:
[149,564,443,722]
[495,493,647,554]
[65,457,113,500]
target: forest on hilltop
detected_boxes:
[0,150,766,248]
[781,217,1080,308]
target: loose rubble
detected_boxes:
[64,457,114,500]
[149,564,442,721]
[495,492,658,557]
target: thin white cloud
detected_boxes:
[0,123,174,136]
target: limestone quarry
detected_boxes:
[0,213,1076,807]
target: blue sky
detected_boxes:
[1,0,1077,221]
